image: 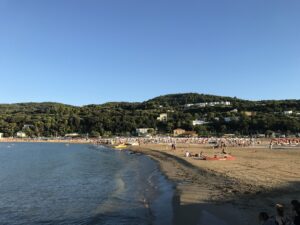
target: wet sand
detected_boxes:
[131,143,300,225]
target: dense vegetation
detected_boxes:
[0,93,300,137]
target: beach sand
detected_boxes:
[131,143,300,225]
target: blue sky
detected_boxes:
[0,0,299,105]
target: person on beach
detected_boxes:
[185,151,190,157]
[274,204,292,225]
[199,151,206,160]
[221,147,227,154]
[258,212,276,225]
[171,143,176,150]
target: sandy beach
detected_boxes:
[131,143,300,225]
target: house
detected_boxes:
[65,133,80,138]
[187,101,231,108]
[16,131,26,138]
[23,124,34,129]
[136,128,154,136]
[284,110,293,115]
[230,109,238,113]
[157,113,168,122]
[173,128,186,136]
[223,101,231,106]
[192,120,208,126]
[194,103,207,108]
[242,111,256,117]
[0,133,3,139]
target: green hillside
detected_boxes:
[0,93,300,137]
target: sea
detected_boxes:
[0,143,174,225]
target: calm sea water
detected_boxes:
[0,143,173,225]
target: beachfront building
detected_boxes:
[65,133,80,138]
[157,113,167,122]
[192,120,208,126]
[173,128,186,136]
[0,133,3,139]
[16,131,26,138]
[136,128,155,137]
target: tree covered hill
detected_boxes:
[0,93,300,137]
[143,93,243,107]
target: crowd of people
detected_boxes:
[269,138,300,149]
[258,200,300,225]
[95,136,257,148]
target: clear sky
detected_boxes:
[0,0,299,105]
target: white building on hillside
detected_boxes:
[136,128,154,136]
[16,131,26,138]
[185,104,194,108]
[157,113,167,122]
[192,120,208,126]
[65,133,80,138]
[0,133,3,139]
[284,110,293,115]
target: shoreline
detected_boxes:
[0,138,93,144]
[130,145,250,225]
[130,144,300,225]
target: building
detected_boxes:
[284,110,293,115]
[242,111,256,117]
[136,128,154,136]
[184,104,194,108]
[194,103,207,107]
[192,120,208,126]
[16,131,27,138]
[65,133,80,138]
[173,128,186,136]
[23,124,34,129]
[0,133,3,139]
[157,113,168,122]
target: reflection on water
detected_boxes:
[0,143,173,225]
